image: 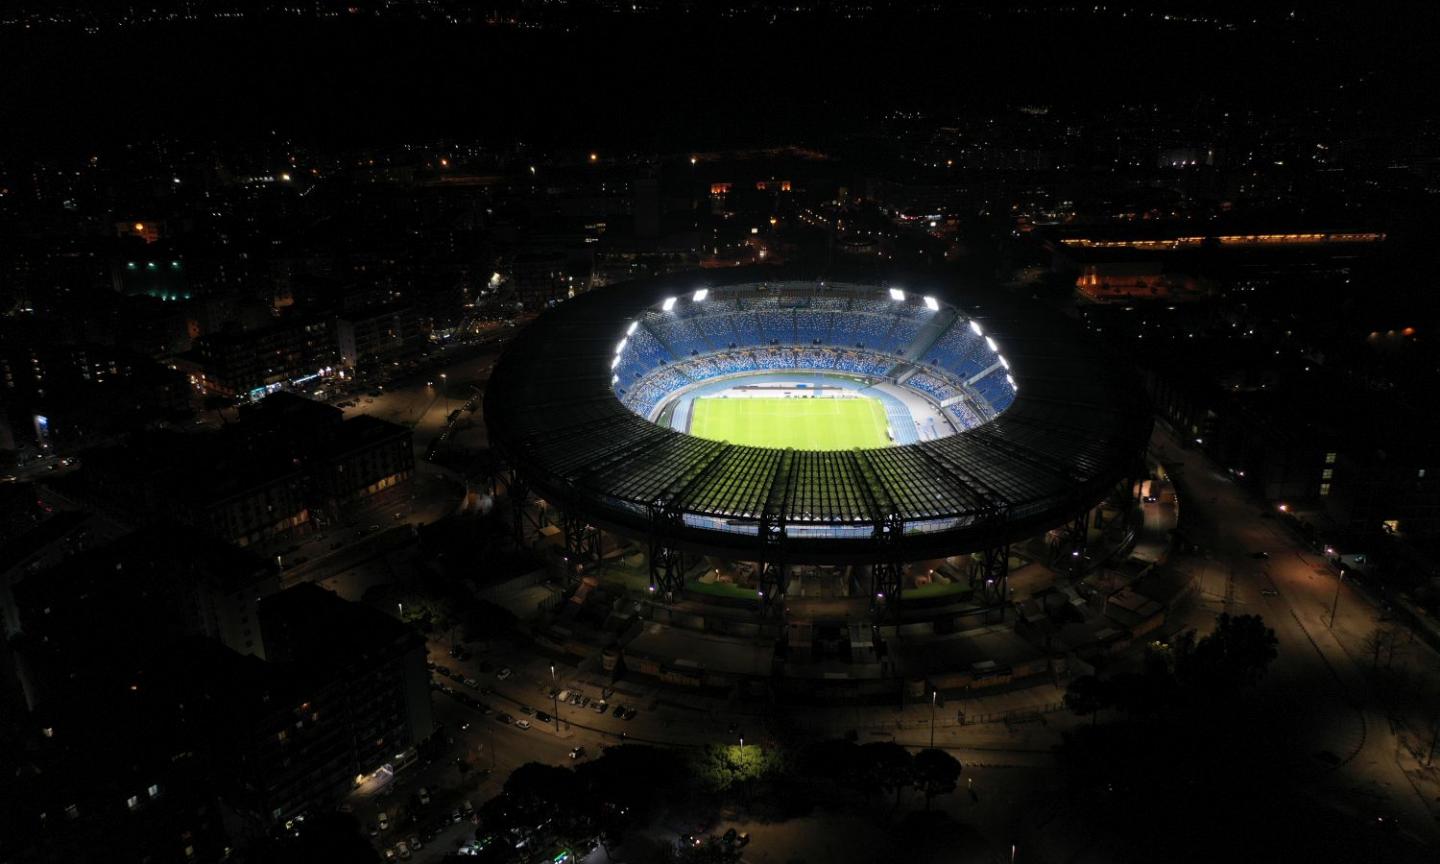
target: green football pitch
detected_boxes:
[688,397,891,450]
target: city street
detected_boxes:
[1155,425,1440,843]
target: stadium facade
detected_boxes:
[485,268,1152,617]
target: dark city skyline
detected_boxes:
[2,3,1439,863]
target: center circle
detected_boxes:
[609,283,1016,450]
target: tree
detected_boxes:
[856,741,914,806]
[1064,674,1111,726]
[691,742,783,796]
[912,748,963,810]
[1179,613,1278,692]
[491,762,592,849]
[576,745,685,857]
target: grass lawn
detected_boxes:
[688,396,890,450]
[687,579,762,601]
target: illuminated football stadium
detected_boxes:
[485,269,1151,620]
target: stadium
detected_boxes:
[485,269,1152,641]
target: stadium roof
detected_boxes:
[485,268,1152,563]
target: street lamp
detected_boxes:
[738,736,744,753]
[1328,572,1345,629]
[930,690,937,748]
[550,665,561,732]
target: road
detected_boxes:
[1155,424,1440,844]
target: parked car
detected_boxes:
[378,811,390,832]
[417,787,430,806]
[594,701,608,714]
[519,705,534,716]
[612,704,626,718]
[622,707,637,720]
[495,667,513,680]
[569,746,586,760]
[535,711,551,723]
[495,713,513,724]
[515,719,531,730]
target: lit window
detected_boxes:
[1322,469,1333,480]
[148,784,160,799]
[1325,452,1337,464]
[126,796,139,810]
[1420,469,1427,479]
[1319,483,1331,497]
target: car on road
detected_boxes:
[535,711,551,723]
[569,746,586,760]
[622,707,637,720]
[519,705,534,716]
[378,811,390,832]
[1251,551,1270,560]
[593,701,608,714]
[514,719,531,730]
[612,704,626,718]
[495,712,513,724]
[1260,588,1279,598]
[409,835,422,851]
[396,840,411,859]
[495,667,513,680]
[463,677,480,689]
[556,690,571,703]
[417,787,430,805]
